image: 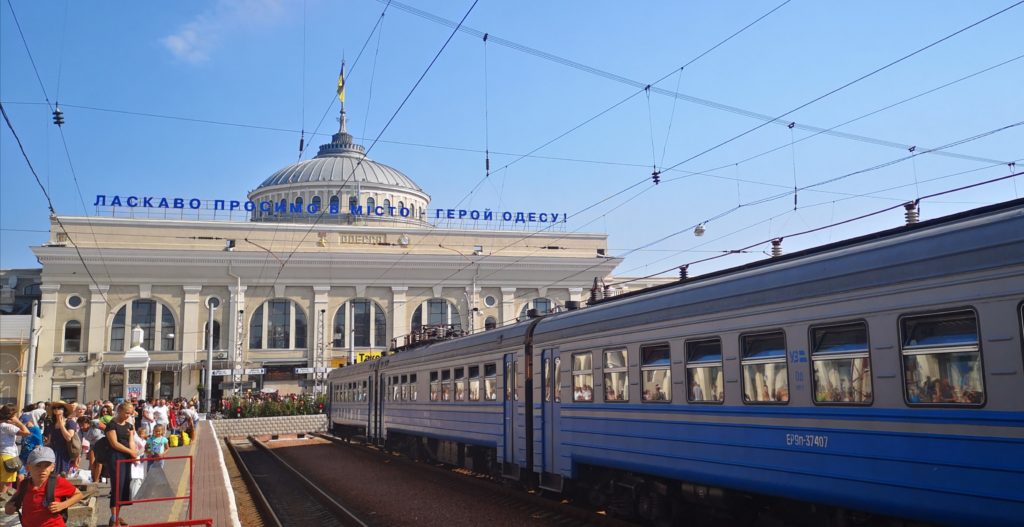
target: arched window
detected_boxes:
[348,196,359,212]
[383,199,391,215]
[278,198,286,214]
[204,321,221,350]
[367,197,376,214]
[411,299,461,333]
[311,195,322,210]
[295,196,304,212]
[398,201,405,212]
[249,300,308,350]
[330,195,340,213]
[520,298,554,319]
[109,299,177,351]
[484,317,497,331]
[64,320,82,353]
[332,299,387,348]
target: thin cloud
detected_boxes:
[161,0,286,64]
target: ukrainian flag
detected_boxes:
[337,63,345,103]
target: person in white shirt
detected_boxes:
[151,400,170,431]
[139,400,154,434]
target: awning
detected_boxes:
[100,361,184,372]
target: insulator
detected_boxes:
[678,265,689,280]
[771,238,783,258]
[904,202,919,225]
[52,106,64,126]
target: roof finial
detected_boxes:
[337,59,347,134]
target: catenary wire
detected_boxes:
[380,0,1010,167]
[1,103,112,309]
[268,0,481,290]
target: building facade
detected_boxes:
[16,104,641,404]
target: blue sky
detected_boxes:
[2,0,1022,279]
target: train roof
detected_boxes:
[533,198,1024,341]
[328,317,536,379]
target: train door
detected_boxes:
[365,374,373,440]
[539,348,563,491]
[502,352,518,478]
[374,371,386,445]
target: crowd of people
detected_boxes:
[1,396,202,526]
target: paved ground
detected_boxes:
[1,420,236,527]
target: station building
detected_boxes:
[15,102,669,404]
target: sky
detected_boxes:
[2,0,1022,280]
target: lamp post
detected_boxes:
[205,297,219,414]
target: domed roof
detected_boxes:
[256,130,423,192]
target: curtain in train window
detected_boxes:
[603,349,628,402]
[430,371,440,401]
[901,310,984,405]
[811,322,872,404]
[641,344,671,402]
[469,366,481,401]
[410,374,418,401]
[571,352,593,402]
[741,332,788,403]
[454,367,466,401]
[686,339,723,402]
[484,363,497,401]
[441,369,452,401]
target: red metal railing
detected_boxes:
[113,454,211,525]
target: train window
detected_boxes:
[400,374,408,401]
[604,349,629,402]
[686,339,724,403]
[641,344,671,402]
[554,356,561,403]
[442,369,452,401]
[741,332,789,404]
[361,380,367,402]
[455,367,466,401]
[430,371,440,402]
[484,363,497,401]
[811,322,872,404]
[469,366,481,401]
[410,374,418,401]
[544,356,552,402]
[901,310,984,405]
[392,376,400,401]
[572,352,593,402]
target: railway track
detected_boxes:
[226,437,369,527]
[312,433,638,527]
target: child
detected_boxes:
[4,446,84,527]
[146,425,168,469]
[129,427,148,499]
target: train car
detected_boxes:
[525,199,1024,525]
[328,319,540,473]
[328,198,1024,526]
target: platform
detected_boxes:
[89,420,236,527]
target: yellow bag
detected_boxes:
[182,431,191,446]
[169,434,179,448]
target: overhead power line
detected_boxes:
[1,103,111,309]
[381,0,1015,167]
[268,0,481,290]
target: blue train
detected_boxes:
[327,199,1024,526]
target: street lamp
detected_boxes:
[205,296,220,414]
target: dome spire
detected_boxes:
[315,58,366,157]
[337,59,348,134]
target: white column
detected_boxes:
[35,284,60,402]
[86,285,109,355]
[500,287,517,326]
[182,285,203,363]
[391,286,408,345]
[466,285,480,333]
